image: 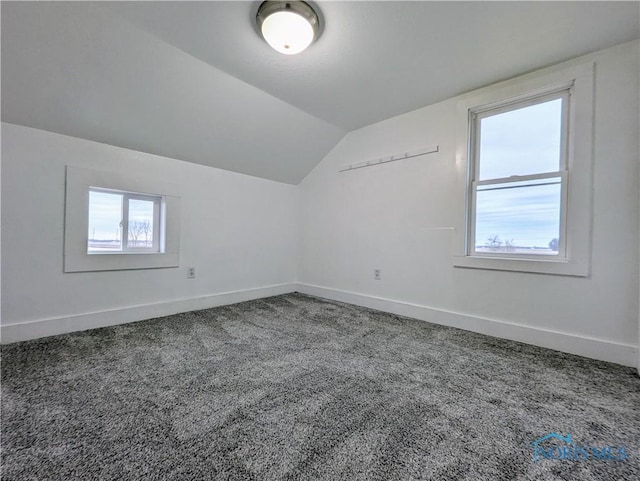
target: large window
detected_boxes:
[454,62,594,276]
[65,166,180,272]
[470,91,568,258]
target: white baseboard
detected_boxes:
[1,283,296,344]
[4,282,636,368]
[295,283,638,368]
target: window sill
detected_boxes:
[453,255,589,277]
[65,252,179,273]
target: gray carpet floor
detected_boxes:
[2,293,639,480]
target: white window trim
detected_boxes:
[453,61,594,276]
[65,166,181,272]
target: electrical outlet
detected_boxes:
[374,269,381,280]
[187,267,196,278]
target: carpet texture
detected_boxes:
[2,293,639,480]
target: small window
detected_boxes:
[469,91,569,258]
[65,166,180,273]
[88,188,163,254]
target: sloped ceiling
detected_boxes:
[2,1,639,184]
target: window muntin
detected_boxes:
[468,91,570,258]
[88,188,163,254]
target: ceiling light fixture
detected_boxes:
[256,1,320,55]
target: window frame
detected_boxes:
[453,62,594,277]
[65,166,181,272]
[121,191,162,253]
[88,188,163,254]
[468,89,570,260]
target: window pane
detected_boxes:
[474,179,561,255]
[478,98,563,180]
[128,199,155,249]
[88,191,122,252]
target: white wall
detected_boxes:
[297,41,640,367]
[1,123,297,341]
[2,42,638,368]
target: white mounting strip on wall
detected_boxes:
[339,145,439,172]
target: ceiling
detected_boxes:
[2,1,639,184]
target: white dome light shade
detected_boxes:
[261,11,314,55]
[256,1,320,55]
